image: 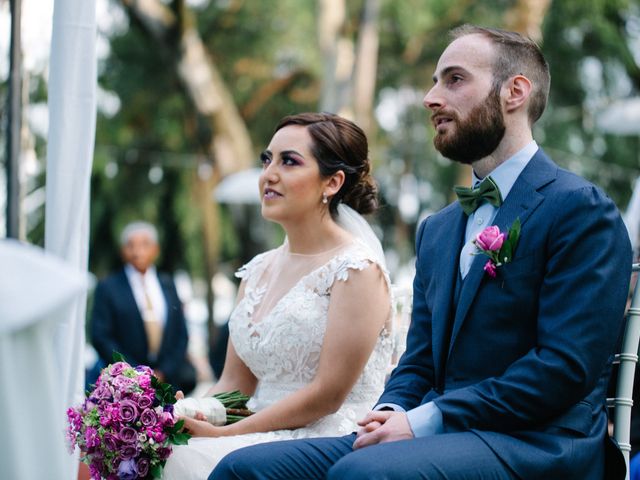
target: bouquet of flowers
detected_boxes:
[66,355,190,480]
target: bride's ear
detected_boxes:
[324,170,346,197]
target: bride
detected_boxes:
[162,112,393,479]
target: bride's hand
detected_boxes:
[174,390,185,401]
[180,416,227,438]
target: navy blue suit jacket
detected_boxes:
[379,150,632,479]
[91,268,190,384]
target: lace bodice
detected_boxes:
[230,240,392,411]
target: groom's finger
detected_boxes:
[357,410,392,426]
[356,420,381,438]
[353,428,383,449]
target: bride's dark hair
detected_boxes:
[274,112,378,215]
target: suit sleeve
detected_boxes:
[377,218,438,410]
[434,186,632,432]
[90,281,121,363]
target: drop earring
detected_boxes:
[322,193,328,204]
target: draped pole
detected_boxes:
[44,0,97,476]
[5,0,22,239]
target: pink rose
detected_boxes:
[475,226,505,251]
[109,362,128,377]
[483,260,497,278]
[137,373,151,389]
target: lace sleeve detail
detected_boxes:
[235,249,276,281]
[312,240,392,301]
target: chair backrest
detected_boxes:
[389,284,412,374]
[608,263,640,480]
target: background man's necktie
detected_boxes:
[141,277,162,356]
[454,176,503,215]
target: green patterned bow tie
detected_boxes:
[454,176,503,215]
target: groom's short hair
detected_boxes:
[450,24,550,125]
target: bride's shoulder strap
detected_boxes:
[235,247,279,281]
[318,241,392,294]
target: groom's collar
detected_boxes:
[471,140,538,201]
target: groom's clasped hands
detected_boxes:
[353,410,413,449]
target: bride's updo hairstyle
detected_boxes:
[274,112,378,216]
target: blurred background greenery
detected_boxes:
[2,0,640,366]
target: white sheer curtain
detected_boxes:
[0,241,91,479]
[44,0,97,477]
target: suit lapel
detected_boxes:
[431,207,467,381]
[118,269,147,337]
[447,150,557,356]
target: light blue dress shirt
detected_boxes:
[382,141,539,438]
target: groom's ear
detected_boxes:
[503,75,532,115]
[324,170,346,197]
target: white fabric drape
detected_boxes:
[0,240,91,479]
[44,0,97,477]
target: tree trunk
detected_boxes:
[504,0,552,42]
[317,0,353,115]
[353,0,381,139]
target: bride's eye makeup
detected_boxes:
[259,151,272,167]
[282,153,301,166]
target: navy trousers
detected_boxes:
[211,432,518,480]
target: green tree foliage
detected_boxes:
[21,0,638,281]
[541,0,640,207]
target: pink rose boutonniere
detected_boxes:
[473,218,521,278]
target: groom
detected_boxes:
[212,25,632,479]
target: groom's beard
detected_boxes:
[433,87,506,165]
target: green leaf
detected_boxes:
[168,419,185,434]
[111,351,127,363]
[150,463,163,479]
[498,218,521,263]
[170,432,191,445]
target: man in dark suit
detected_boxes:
[91,221,196,394]
[211,25,632,479]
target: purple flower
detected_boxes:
[89,463,102,480]
[137,373,152,389]
[119,443,139,461]
[137,394,153,410]
[136,457,150,478]
[159,411,175,427]
[157,446,172,460]
[163,403,174,414]
[103,432,119,452]
[135,365,153,375]
[92,385,113,401]
[67,408,83,431]
[84,427,100,449]
[117,458,137,480]
[109,362,128,377]
[113,375,135,392]
[118,426,138,444]
[119,400,138,422]
[140,408,157,427]
[483,260,497,278]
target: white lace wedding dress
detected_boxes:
[162,239,393,480]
